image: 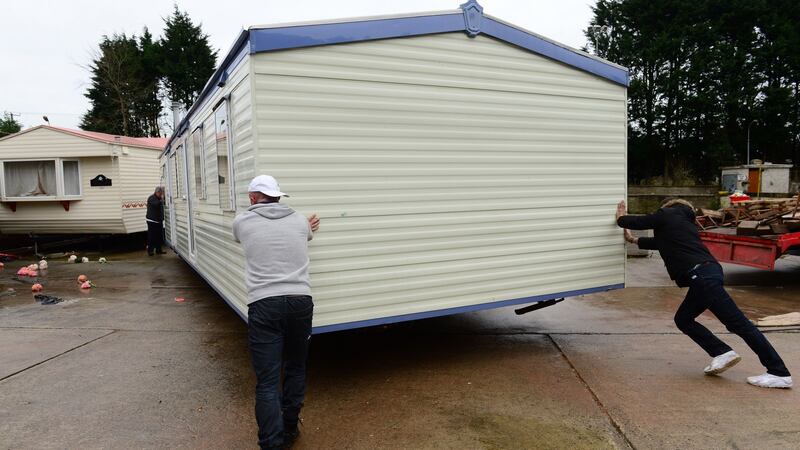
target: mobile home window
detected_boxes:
[160,163,166,189]
[1,159,81,200]
[168,153,177,199]
[191,127,206,199]
[175,144,185,199]
[62,160,81,196]
[214,101,234,211]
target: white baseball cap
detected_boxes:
[248,175,289,197]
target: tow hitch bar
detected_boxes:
[514,298,565,315]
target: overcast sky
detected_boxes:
[0,0,597,131]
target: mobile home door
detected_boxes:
[166,153,177,246]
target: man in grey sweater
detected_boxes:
[233,175,320,450]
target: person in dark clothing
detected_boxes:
[617,198,792,388]
[146,187,166,256]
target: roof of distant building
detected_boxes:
[0,125,167,150]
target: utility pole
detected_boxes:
[747,119,757,164]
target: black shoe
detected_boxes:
[283,426,300,448]
[156,250,166,255]
[147,251,154,256]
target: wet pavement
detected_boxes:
[1,250,798,449]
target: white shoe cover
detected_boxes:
[747,373,793,389]
[704,351,741,375]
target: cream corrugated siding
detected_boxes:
[248,32,626,327]
[163,54,253,309]
[119,147,162,233]
[0,156,124,234]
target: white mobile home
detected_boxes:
[0,126,166,234]
[161,1,628,333]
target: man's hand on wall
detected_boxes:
[308,214,320,232]
[616,200,627,221]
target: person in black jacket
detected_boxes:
[617,198,792,388]
[146,187,166,256]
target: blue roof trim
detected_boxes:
[166,2,629,148]
[164,29,250,153]
[249,13,466,53]
[481,18,629,86]
[460,0,484,37]
[311,283,624,334]
[247,7,627,87]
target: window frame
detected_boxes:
[191,126,206,200]
[0,158,83,201]
[175,143,186,200]
[167,152,178,207]
[61,159,82,198]
[213,97,236,212]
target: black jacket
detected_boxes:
[146,194,164,223]
[618,204,716,287]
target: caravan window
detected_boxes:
[214,100,234,211]
[191,127,206,199]
[62,160,81,197]
[1,159,81,200]
[175,144,185,199]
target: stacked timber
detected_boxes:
[695,195,799,236]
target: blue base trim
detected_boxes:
[172,245,623,333]
[311,283,625,334]
[250,13,465,53]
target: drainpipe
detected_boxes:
[746,119,757,164]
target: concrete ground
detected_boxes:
[1,250,799,449]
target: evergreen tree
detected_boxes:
[81,8,217,137]
[81,33,162,137]
[588,0,800,183]
[136,28,164,136]
[159,5,217,108]
[0,111,22,138]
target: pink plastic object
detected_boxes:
[80,281,92,289]
[31,283,43,292]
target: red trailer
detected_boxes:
[700,229,800,270]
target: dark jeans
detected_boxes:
[674,263,790,377]
[248,295,314,449]
[146,221,163,254]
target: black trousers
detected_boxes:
[674,263,790,377]
[146,221,163,254]
[248,295,313,450]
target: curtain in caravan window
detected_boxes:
[3,161,57,197]
[214,103,232,210]
[63,161,81,196]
